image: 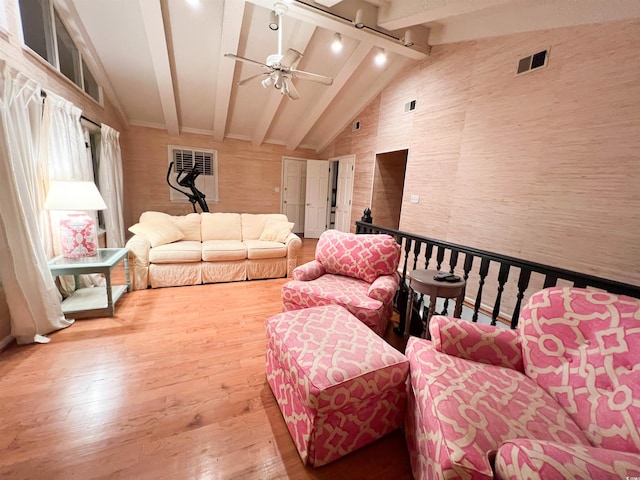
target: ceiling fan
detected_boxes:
[224,2,333,100]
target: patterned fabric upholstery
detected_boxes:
[429,315,524,371]
[315,230,400,283]
[404,336,589,479]
[519,287,640,453]
[405,287,640,479]
[495,439,640,480]
[266,305,409,467]
[281,230,401,336]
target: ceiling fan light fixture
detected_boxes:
[353,9,365,29]
[331,32,343,53]
[374,48,387,66]
[280,79,289,96]
[261,76,273,89]
[269,10,279,30]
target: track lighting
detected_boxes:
[403,30,414,47]
[331,32,342,53]
[353,9,364,29]
[374,48,387,66]
[269,10,279,30]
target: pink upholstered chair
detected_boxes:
[281,230,401,336]
[405,286,640,479]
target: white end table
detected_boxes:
[48,248,130,318]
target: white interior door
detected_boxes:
[334,155,355,232]
[281,158,306,233]
[304,160,329,238]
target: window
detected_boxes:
[168,146,219,204]
[19,0,101,102]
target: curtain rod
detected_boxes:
[40,90,101,129]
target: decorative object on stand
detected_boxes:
[44,180,107,258]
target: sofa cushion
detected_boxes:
[315,230,401,283]
[519,287,640,453]
[128,218,184,247]
[244,239,287,260]
[140,211,201,241]
[148,241,202,264]
[282,274,383,311]
[202,240,247,262]
[259,218,294,243]
[201,213,242,241]
[406,336,590,479]
[242,213,289,241]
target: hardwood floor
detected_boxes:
[0,238,413,479]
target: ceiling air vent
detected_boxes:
[516,49,549,75]
[352,120,361,131]
[404,100,416,113]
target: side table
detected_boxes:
[404,269,466,339]
[48,248,130,319]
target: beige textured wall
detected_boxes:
[321,19,640,290]
[121,127,319,230]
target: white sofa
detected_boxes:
[126,211,302,290]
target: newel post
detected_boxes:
[361,208,372,224]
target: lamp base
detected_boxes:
[60,212,98,258]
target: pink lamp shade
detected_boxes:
[44,181,107,258]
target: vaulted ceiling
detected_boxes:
[63,0,640,153]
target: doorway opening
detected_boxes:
[371,149,408,230]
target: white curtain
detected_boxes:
[99,124,125,247]
[0,61,73,344]
[41,92,103,292]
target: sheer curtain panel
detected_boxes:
[41,92,103,292]
[99,124,125,247]
[0,61,73,344]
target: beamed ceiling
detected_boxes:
[59,0,640,153]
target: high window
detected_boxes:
[19,0,101,102]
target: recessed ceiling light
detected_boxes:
[331,33,342,53]
[185,0,200,7]
[374,48,387,66]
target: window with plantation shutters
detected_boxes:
[168,146,218,203]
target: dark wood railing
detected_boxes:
[356,215,640,334]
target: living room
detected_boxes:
[1,0,639,478]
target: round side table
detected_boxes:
[404,269,466,339]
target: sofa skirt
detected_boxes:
[202,260,246,284]
[149,263,201,288]
[247,258,287,280]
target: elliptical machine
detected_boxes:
[166,161,209,213]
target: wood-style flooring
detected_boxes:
[0,238,413,479]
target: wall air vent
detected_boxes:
[516,49,549,75]
[404,99,416,113]
[168,146,218,203]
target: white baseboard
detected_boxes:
[0,335,14,352]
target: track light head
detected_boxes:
[403,30,414,47]
[269,10,278,30]
[353,9,364,29]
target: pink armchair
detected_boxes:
[281,230,401,336]
[405,287,640,479]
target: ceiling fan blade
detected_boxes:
[224,53,270,69]
[286,79,300,100]
[237,72,269,86]
[290,68,333,86]
[281,49,302,68]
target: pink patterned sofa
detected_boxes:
[405,287,640,479]
[266,305,409,466]
[281,230,401,336]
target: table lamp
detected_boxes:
[44,180,107,258]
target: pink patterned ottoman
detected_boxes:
[265,304,409,467]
